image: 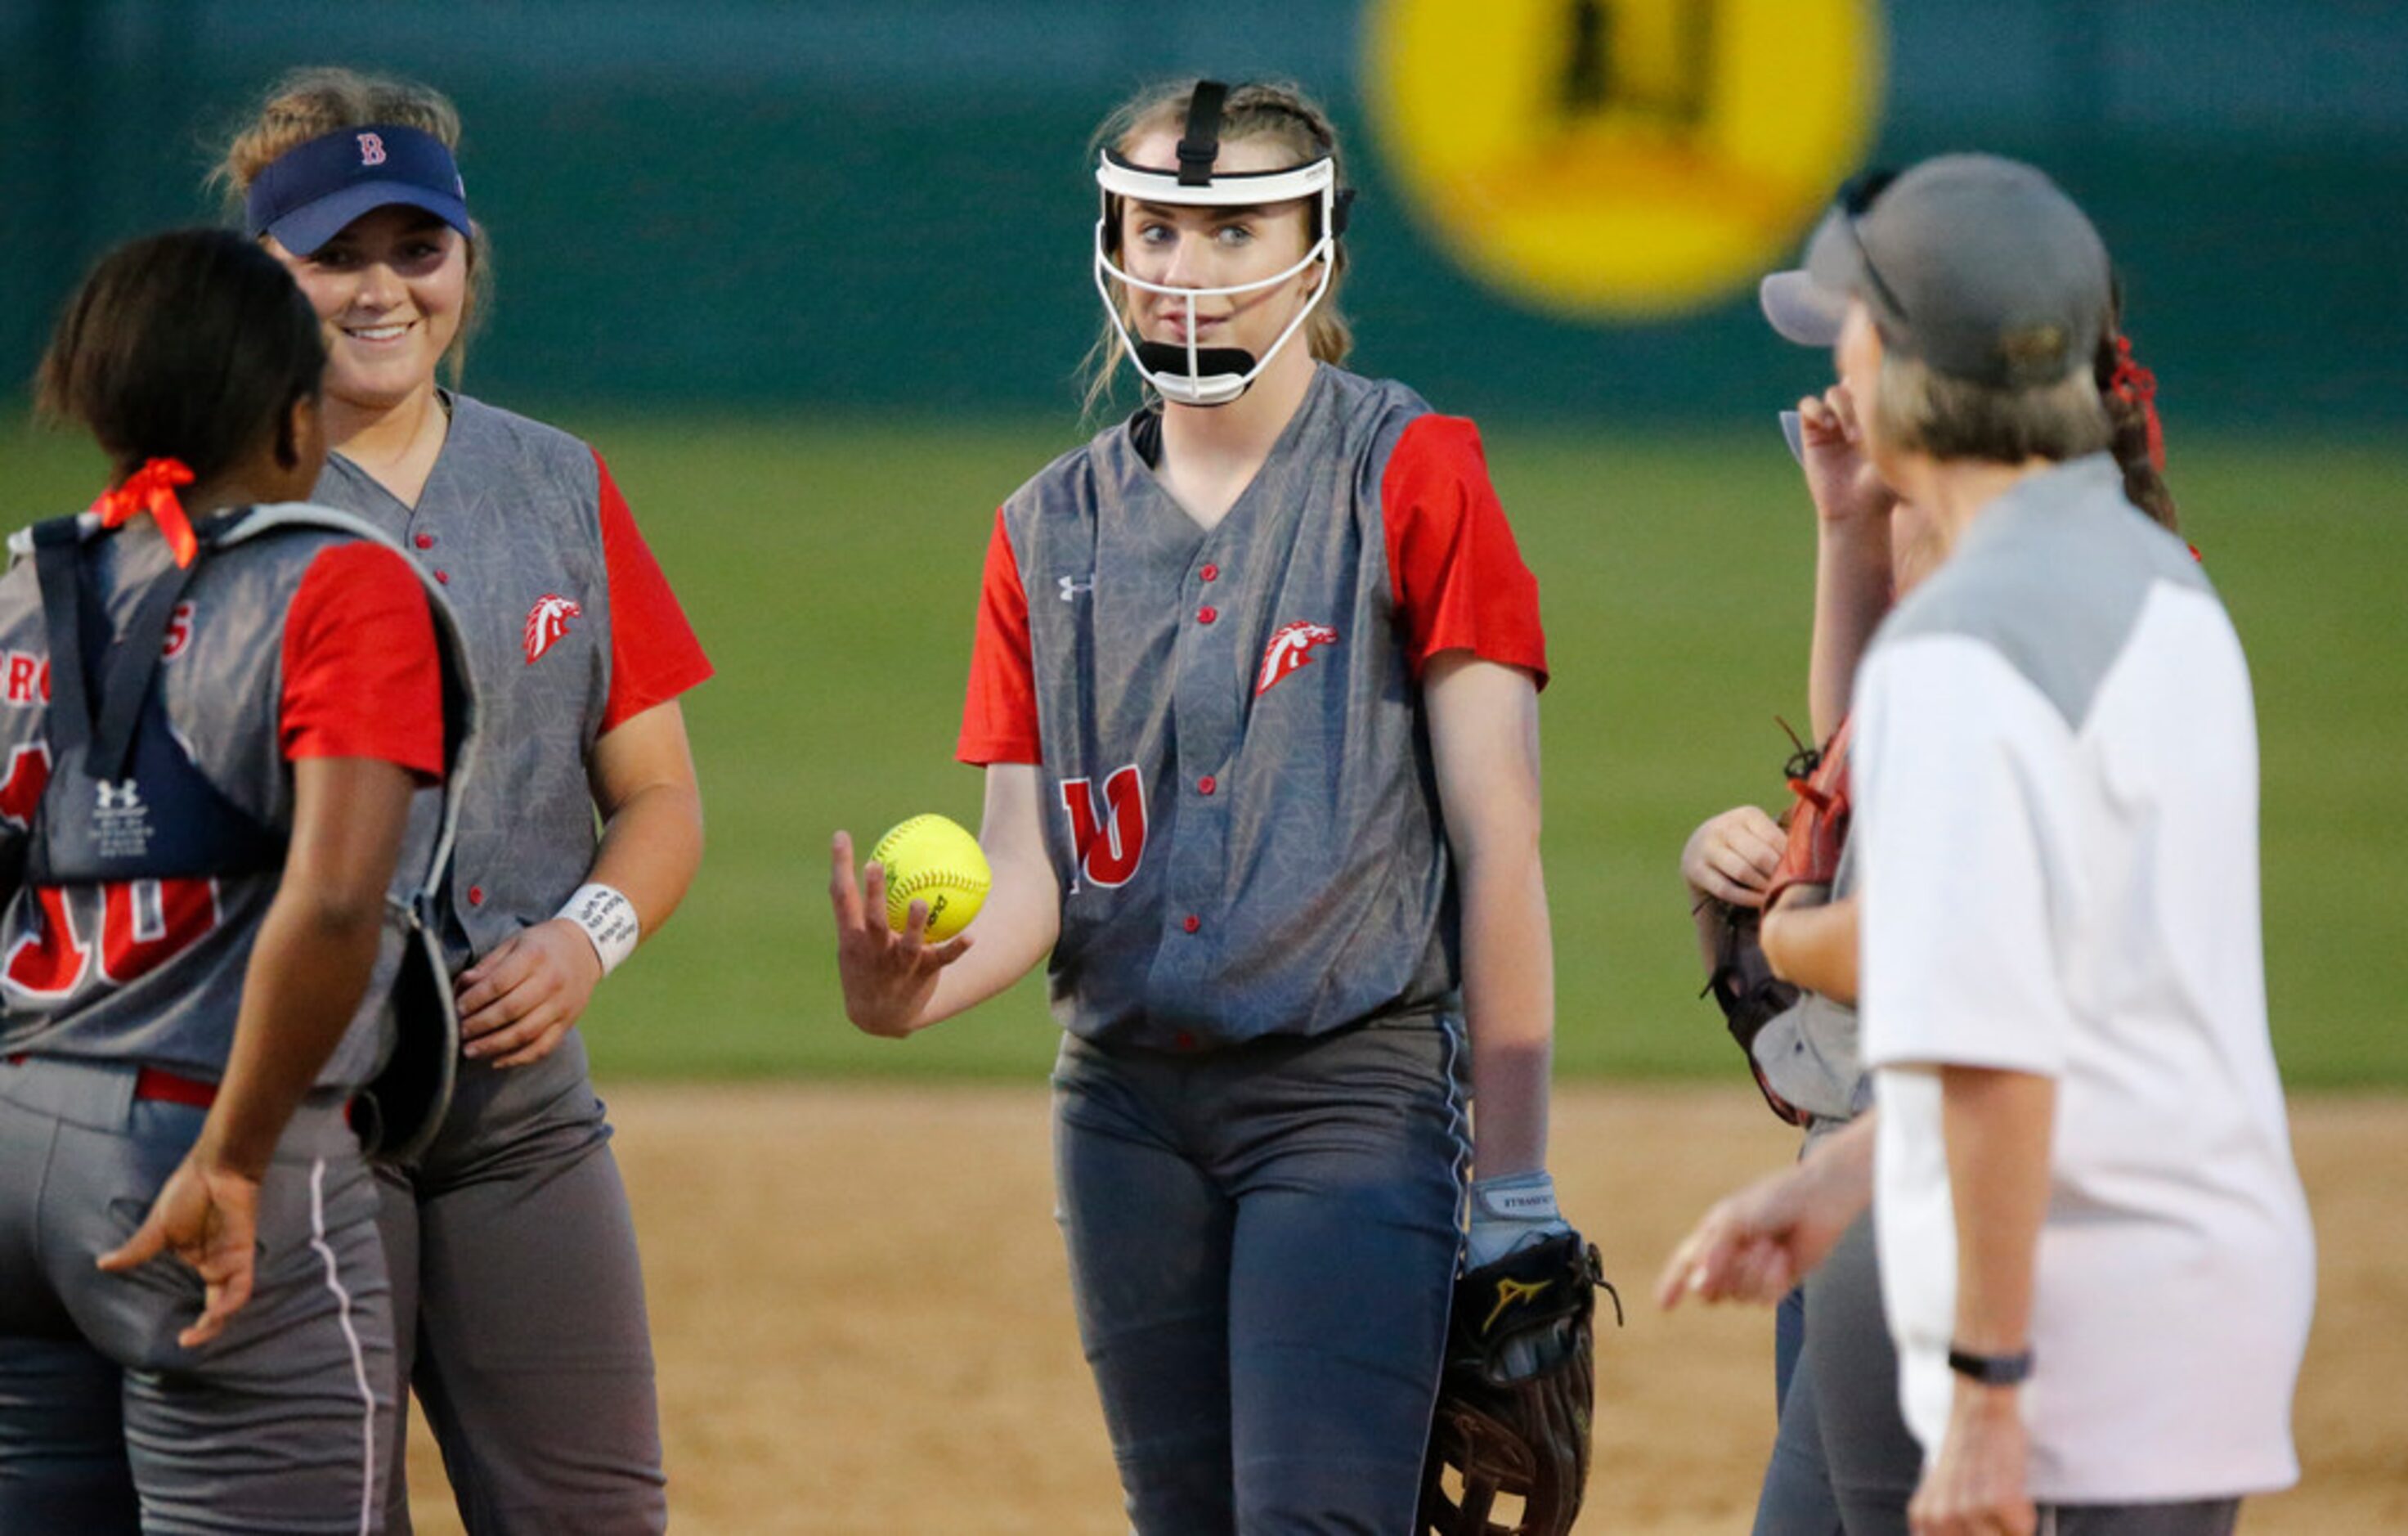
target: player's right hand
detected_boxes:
[830,829,974,1039]
[1797,384,1897,528]
[1681,805,1786,908]
[96,1152,262,1349]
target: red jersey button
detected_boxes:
[467,885,485,906]
[413,532,435,550]
[1173,1030,1197,1050]
[1197,775,1217,796]
[1196,606,1217,624]
[1200,563,1219,582]
[1182,914,1201,934]
[435,570,451,585]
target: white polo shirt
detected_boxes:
[1854,455,2314,1503]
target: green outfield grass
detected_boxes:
[5,412,2401,1086]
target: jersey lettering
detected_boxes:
[163,601,195,661]
[0,743,52,829]
[98,878,221,986]
[2,652,50,707]
[3,878,222,999]
[1059,765,1147,889]
[4,887,91,999]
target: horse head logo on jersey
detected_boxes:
[1254,621,1340,697]
[523,594,583,665]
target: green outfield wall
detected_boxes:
[3,0,2403,424]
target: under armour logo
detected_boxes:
[1058,574,1094,602]
[95,779,142,813]
[356,132,388,167]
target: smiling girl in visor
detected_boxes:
[221,68,711,1535]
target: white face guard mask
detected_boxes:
[1092,84,1349,408]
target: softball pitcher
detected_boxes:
[832,79,1575,1532]
[216,69,712,1535]
[0,229,450,1533]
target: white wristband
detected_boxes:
[558,883,640,977]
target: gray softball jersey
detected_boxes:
[0,519,442,1086]
[315,394,707,972]
[962,366,1547,1050]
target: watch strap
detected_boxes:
[1947,1345,2035,1386]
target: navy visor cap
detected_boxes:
[245,124,470,257]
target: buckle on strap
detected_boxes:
[1176,80,1228,186]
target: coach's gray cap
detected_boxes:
[1759,154,2110,388]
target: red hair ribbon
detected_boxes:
[2108,334,2166,474]
[92,457,199,568]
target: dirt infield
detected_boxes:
[401,1085,2407,1534]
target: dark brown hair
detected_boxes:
[2096,326,2178,532]
[37,228,325,483]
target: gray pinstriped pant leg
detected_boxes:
[375,1037,665,1536]
[0,1058,394,1535]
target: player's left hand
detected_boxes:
[1910,1384,2036,1536]
[96,1153,262,1349]
[455,919,603,1067]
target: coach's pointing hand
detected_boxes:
[831,831,974,1038]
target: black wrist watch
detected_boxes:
[1946,1345,2035,1386]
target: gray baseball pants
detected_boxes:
[375,1034,665,1535]
[0,1053,394,1534]
[1753,1214,1917,1535]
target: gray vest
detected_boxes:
[315,395,614,969]
[0,506,467,1089]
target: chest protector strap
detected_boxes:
[12,505,480,1163]
[27,516,285,884]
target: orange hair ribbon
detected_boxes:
[92,457,199,568]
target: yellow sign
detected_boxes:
[1366,0,1884,321]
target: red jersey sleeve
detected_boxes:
[595,451,714,732]
[957,508,1042,765]
[280,541,446,781]
[1379,414,1549,689]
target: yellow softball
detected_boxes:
[868,814,991,942]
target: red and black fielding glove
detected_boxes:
[1765,715,1853,912]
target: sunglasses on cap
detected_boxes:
[1837,167,1909,328]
